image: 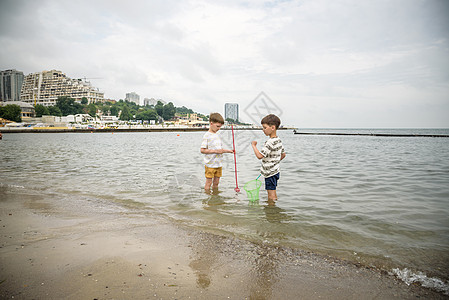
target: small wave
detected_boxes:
[391,268,449,295]
[0,183,25,189]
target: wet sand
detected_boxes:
[0,190,446,299]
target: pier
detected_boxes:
[293,130,449,138]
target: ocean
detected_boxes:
[1,129,448,294]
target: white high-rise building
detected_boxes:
[21,70,104,106]
[125,92,140,105]
[0,69,24,102]
[143,98,165,106]
[224,103,239,122]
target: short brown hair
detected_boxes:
[209,112,224,124]
[261,114,281,129]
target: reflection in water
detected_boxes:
[263,203,292,224]
[202,188,226,210]
[249,199,293,224]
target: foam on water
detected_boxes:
[391,268,449,295]
[0,183,25,189]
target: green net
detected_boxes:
[243,179,262,201]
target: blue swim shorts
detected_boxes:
[265,173,280,190]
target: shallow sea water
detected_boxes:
[1,129,448,293]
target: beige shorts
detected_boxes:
[205,166,222,178]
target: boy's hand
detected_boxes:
[251,141,263,159]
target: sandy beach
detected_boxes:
[0,188,446,300]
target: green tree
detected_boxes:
[81,97,88,105]
[155,101,164,116]
[35,104,49,117]
[48,105,62,116]
[101,105,110,115]
[119,105,132,121]
[176,106,194,114]
[162,102,176,120]
[0,104,22,122]
[110,106,119,116]
[56,96,83,116]
[136,109,158,121]
[147,109,158,120]
[88,103,97,117]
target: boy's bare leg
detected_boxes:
[205,178,213,190]
[267,190,277,203]
[212,177,220,189]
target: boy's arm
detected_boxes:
[251,141,264,160]
[201,148,233,154]
[200,136,233,154]
[280,144,286,160]
[201,148,218,154]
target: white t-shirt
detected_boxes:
[260,136,285,177]
[201,131,223,168]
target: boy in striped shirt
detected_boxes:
[251,114,286,203]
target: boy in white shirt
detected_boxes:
[251,114,286,203]
[200,113,234,190]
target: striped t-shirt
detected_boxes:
[260,136,285,177]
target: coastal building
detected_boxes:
[125,92,140,105]
[0,101,35,119]
[95,98,116,104]
[102,98,117,104]
[0,69,24,102]
[224,103,239,122]
[142,98,167,106]
[143,98,154,106]
[20,70,104,106]
[174,113,208,127]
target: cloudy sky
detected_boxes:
[1,0,448,127]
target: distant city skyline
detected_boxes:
[1,1,448,127]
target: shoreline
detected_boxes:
[0,127,293,133]
[0,186,446,299]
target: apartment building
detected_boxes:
[125,92,140,105]
[143,98,166,106]
[0,69,24,102]
[21,70,104,106]
[224,103,239,122]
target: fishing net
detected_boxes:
[243,179,262,201]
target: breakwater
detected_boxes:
[293,131,449,138]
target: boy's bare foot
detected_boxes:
[267,198,277,205]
